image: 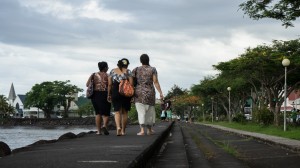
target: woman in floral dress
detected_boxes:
[132,54,164,135]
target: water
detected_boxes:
[0,126,95,150]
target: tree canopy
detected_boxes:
[165,84,188,100]
[25,80,83,118]
[240,0,300,27]
[191,38,300,125]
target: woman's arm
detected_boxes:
[86,74,92,87]
[153,74,164,100]
[129,76,134,86]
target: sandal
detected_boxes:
[137,132,145,136]
[147,131,155,135]
[101,127,109,135]
[147,129,155,135]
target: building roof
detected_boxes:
[288,90,300,101]
[8,83,16,101]
[18,94,26,104]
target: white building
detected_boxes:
[280,90,300,112]
[7,83,79,118]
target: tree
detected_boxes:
[25,81,83,118]
[77,101,94,117]
[53,81,83,118]
[76,95,94,117]
[191,75,251,122]
[0,95,14,117]
[192,39,300,125]
[240,0,300,27]
[164,85,188,118]
[213,39,300,125]
[165,84,188,100]
[173,94,201,122]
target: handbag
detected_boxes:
[119,74,134,97]
[86,73,95,99]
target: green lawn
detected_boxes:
[207,122,300,140]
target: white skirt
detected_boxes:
[135,103,156,127]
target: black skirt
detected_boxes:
[91,91,111,116]
[111,81,132,111]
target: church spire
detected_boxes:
[8,83,16,101]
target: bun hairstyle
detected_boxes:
[98,61,108,71]
[117,58,130,69]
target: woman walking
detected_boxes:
[133,54,164,135]
[107,58,133,136]
[86,61,111,135]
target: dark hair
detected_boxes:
[98,61,108,71]
[117,58,130,69]
[140,54,149,65]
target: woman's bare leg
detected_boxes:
[102,115,109,128]
[114,111,121,136]
[95,114,101,134]
[137,125,145,135]
[121,108,128,135]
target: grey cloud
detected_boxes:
[0,0,300,96]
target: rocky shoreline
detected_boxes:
[0,129,97,157]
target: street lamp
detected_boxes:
[227,87,231,122]
[201,103,205,121]
[211,97,214,122]
[282,58,290,132]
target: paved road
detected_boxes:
[157,122,300,168]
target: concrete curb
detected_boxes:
[127,121,174,168]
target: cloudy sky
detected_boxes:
[0,0,299,97]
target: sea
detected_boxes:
[0,126,94,150]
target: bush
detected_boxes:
[232,113,246,124]
[128,105,138,123]
[217,115,227,122]
[255,108,274,126]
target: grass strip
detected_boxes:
[210,122,300,140]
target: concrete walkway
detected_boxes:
[0,122,173,168]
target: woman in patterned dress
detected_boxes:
[132,54,164,135]
[107,58,133,136]
[86,61,111,135]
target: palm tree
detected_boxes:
[0,95,14,117]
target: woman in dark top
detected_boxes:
[107,58,133,136]
[86,61,111,135]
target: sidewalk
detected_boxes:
[202,123,300,153]
[0,122,173,168]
